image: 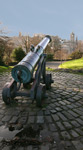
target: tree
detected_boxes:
[0,22,6,64]
[69,40,83,60]
[44,45,51,54]
[0,22,11,65]
[31,36,40,46]
[0,41,5,65]
[69,50,83,59]
[0,22,9,35]
[51,36,61,52]
[0,37,8,65]
[75,40,83,52]
[3,41,14,65]
[11,47,26,62]
[21,36,30,53]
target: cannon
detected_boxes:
[2,35,53,107]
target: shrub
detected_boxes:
[70,51,83,60]
[0,47,4,65]
[46,54,54,61]
[0,57,4,65]
[11,47,26,62]
[0,56,3,64]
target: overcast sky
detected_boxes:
[0,0,83,40]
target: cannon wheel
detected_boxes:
[2,83,11,105]
[2,82,16,105]
[45,74,52,90]
[36,85,45,107]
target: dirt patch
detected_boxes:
[2,124,42,147]
[2,124,54,148]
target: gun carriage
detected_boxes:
[2,35,53,107]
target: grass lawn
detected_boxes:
[0,66,13,72]
[59,57,83,69]
[46,67,55,71]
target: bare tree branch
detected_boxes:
[0,21,11,35]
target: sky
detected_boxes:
[0,0,83,40]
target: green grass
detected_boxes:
[46,67,55,71]
[59,57,83,69]
[0,66,13,72]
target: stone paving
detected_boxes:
[0,71,83,150]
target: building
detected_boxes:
[34,33,44,39]
[34,32,78,54]
[62,32,78,54]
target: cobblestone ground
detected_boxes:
[0,71,83,150]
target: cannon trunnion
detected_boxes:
[2,35,53,107]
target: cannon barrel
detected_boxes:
[12,35,51,83]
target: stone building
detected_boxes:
[62,32,78,54]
